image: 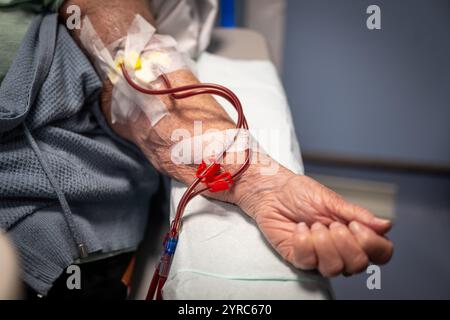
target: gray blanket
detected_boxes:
[0,14,160,294]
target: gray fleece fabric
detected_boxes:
[0,14,161,294]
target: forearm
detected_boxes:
[59,1,393,276]
[60,0,155,45]
[59,0,279,210]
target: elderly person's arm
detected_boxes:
[60,0,393,277]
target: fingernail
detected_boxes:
[373,217,391,225]
[311,222,322,231]
[297,222,308,232]
[349,221,361,232]
[329,222,342,229]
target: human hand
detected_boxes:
[60,1,393,278]
[236,168,393,277]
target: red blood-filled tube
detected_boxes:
[120,64,250,300]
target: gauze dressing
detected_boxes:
[79,15,191,126]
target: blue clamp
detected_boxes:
[164,237,178,255]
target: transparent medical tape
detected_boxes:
[79,14,192,126]
[170,127,281,179]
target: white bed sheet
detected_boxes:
[160,53,331,299]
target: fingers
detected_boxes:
[329,222,369,274]
[290,221,392,277]
[349,221,393,265]
[335,201,392,235]
[311,223,344,277]
[292,222,317,270]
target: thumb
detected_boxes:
[335,201,392,235]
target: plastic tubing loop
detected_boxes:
[120,64,251,299]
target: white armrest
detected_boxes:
[208,28,270,61]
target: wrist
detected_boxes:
[226,155,293,220]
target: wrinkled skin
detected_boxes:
[101,70,394,279]
[61,0,394,278]
[237,170,393,276]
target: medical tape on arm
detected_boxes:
[170,128,255,164]
[79,14,191,126]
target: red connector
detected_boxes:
[196,160,234,192]
[196,160,221,181]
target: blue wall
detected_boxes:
[282,0,450,299]
[283,0,450,166]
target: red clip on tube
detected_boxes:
[196,160,234,192]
